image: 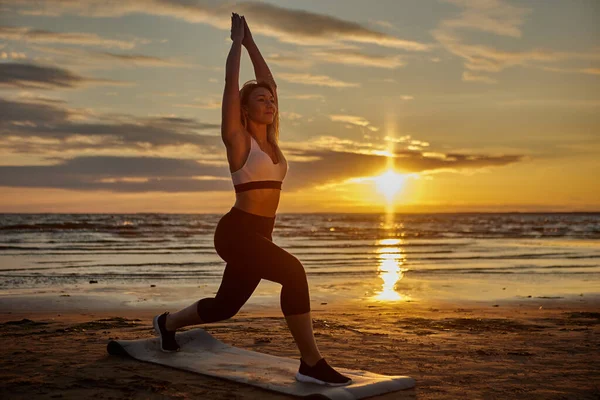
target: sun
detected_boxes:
[374,170,405,201]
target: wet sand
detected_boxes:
[1,298,599,399]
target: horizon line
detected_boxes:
[1,211,599,215]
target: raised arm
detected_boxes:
[242,17,278,105]
[221,13,245,145]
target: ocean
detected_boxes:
[1,212,599,309]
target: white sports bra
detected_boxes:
[231,135,288,193]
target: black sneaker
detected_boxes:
[152,311,180,352]
[295,358,352,386]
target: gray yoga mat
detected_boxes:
[107,328,415,399]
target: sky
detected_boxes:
[0,0,598,213]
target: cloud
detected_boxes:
[13,91,68,105]
[267,53,314,70]
[79,50,193,68]
[0,25,142,49]
[540,66,600,76]
[278,73,359,88]
[276,135,523,190]
[439,0,531,38]
[281,94,326,102]
[497,98,600,108]
[433,0,600,82]
[384,136,412,144]
[239,2,432,50]
[0,145,523,193]
[368,19,399,32]
[3,2,430,72]
[174,99,222,110]
[1,51,27,60]
[6,0,432,51]
[0,97,524,192]
[0,62,133,89]
[581,68,600,75]
[330,115,371,127]
[141,91,180,98]
[310,49,406,69]
[0,96,221,155]
[281,111,303,120]
[462,70,497,84]
[269,47,405,70]
[0,156,233,192]
[25,44,193,69]
[329,114,378,132]
[282,145,522,190]
[410,139,430,148]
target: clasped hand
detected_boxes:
[230,12,254,47]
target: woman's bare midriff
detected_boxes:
[234,189,281,218]
[227,131,283,218]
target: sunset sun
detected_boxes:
[374,170,405,202]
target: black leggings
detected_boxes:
[196,206,311,322]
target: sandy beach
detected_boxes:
[1,297,599,400]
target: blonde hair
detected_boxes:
[239,80,279,145]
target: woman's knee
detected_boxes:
[285,255,308,286]
[280,279,310,316]
[279,256,310,316]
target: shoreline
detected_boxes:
[2,296,600,322]
[2,283,598,315]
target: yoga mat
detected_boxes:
[107,328,415,399]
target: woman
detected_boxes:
[152,13,351,386]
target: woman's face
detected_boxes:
[244,87,276,125]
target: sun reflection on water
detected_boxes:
[373,215,410,301]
